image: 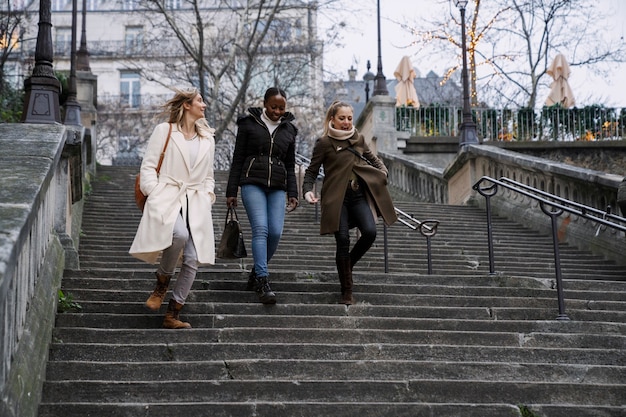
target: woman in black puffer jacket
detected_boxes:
[226,87,299,304]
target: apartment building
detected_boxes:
[10,0,324,164]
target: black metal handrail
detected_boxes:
[394,208,440,274]
[296,153,440,274]
[472,175,626,321]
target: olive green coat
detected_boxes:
[302,131,398,235]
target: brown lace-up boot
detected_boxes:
[163,299,191,329]
[336,257,354,305]
[145,272,172,311]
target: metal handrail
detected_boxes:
[472,175,626,321]
[394,207,440,274]
[296,153,440,274]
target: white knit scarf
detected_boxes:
[328,121,355,140]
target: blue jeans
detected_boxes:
[241,184,286,278]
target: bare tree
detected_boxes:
[0,0,36,117]
[127,0,331,145]
[401,0,625,108]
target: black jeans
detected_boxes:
[334,184,377,267]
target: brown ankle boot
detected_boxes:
[145,272,172,311]
[336,257,354,305]
[163,299,191,329]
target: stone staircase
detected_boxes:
[38,165,626,417]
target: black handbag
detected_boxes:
[217,207,247,259]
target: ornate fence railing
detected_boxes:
[396,105,626,142]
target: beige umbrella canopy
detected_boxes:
[545,53,576,108]
[393,56,420,108]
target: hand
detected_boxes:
[286,197,299,213]
[226,196,237,208]
[304,191,318,204]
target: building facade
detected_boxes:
[9,0,325,166]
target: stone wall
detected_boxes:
[0,124,91,417]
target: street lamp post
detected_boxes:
[363,60,375,102]
[372,0,388,96]
[21,0,61,123]
[456,0,478,147]
[64,0,82,126]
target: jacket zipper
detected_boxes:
[252,114,281,188]
[267,129,278,187]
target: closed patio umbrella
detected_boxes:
[546,53,575,108]
[393,56,420,108]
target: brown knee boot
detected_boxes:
[163,299,191,329]
[336,257,354,305]
[145,272,171,311]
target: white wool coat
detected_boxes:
[129,122,216,265]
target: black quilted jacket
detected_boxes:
[226,107,298,199]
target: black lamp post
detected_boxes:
[372,0,388,96]
[363,60,375,102]
[456,0,478,146]
[77,0,91,71]
[21,0,61,123]
[64,0,82,125]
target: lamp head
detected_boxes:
[456,0,468,9]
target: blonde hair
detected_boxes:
[323,100,353,136]
[162,87,213,138]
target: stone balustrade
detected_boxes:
[0,124,90,417]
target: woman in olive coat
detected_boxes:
[303,101,397,304]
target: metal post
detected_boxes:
[541,203,570,321]
[76,0,90,71]
[456,1,478,146]
[473,180,498,274]
[64,0,82,125]
[22,0,61,123]
[363,60,375,103]
[383,224,389,273]
[372,0,388,96]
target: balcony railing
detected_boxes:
[396,105,626,141]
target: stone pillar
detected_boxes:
[366,96,398,152]
[617,177,626,217]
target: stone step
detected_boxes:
[60,269,626,294]
[49,326,625,349]
[44,359,625,383]
[47,341,624,366]
[37,402,625,417]
[38,379,625,405]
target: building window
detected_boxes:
[120,71,141,108]
[86,0,99,10]
[51,0,67,11]
[125,26,143,55]
[165,0,181,9]
[54,27,72,55]
[122,0,137,10]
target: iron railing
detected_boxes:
[472,176,626,320]
[397,105,626,142]
[297,153,440,274]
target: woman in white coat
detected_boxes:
[129,88,216,329]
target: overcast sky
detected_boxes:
[322,0,626,107]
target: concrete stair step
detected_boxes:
[39,379,625,405]
[44,359,625,384]
[41,402,615,417]
[49,326,625,349]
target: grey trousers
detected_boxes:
[157,213,198,304]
